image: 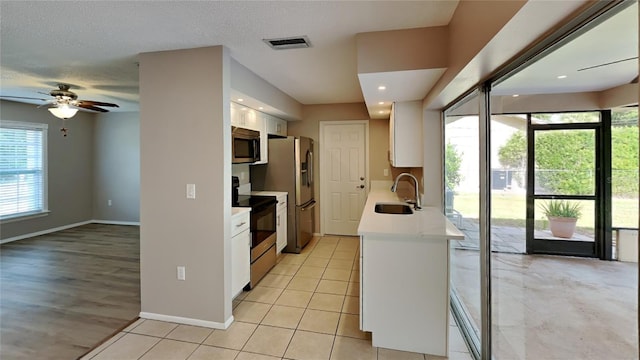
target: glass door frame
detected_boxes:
[525,111,613,259]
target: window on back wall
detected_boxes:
[0,120,48,220]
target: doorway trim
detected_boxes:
[319,120,370,236]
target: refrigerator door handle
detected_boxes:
[308,151,313,186]
[300,200,316,211]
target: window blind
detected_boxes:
[0,121,48,219]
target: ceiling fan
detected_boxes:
[1,83,119,136]
[2,83,119,115]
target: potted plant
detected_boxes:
[540,200,582,238]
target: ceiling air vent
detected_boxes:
[263,36,312,50]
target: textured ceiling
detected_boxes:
[0,1,459,112]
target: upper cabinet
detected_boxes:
[254,112,269,165]
[266,115,287,137]
[231,102,287,165]
[389,101,423,167]
[230,102,260,131]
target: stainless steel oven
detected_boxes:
[232,181,277,289]
[232,127,260,164]
[247,196,277,288]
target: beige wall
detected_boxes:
[356,26,448,74]
[231,59,303,121]
[426,0,590,109]
[0,100,95,240]
[289,103,378,234]
[599,83,638,109]
[139,46,232,326]
[288,102,432,233]
[368,118,393,182]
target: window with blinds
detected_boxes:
[0,121,48,220]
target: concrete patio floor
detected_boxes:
[450,240,638,359]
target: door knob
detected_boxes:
[357,185,365,189]
[360,177,365,181]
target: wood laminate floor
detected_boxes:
[0,223,140,360]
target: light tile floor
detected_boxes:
[82,236,473,360]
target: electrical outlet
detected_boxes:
[186,184,196,199]
[177,266,186,280]
[107,199,112,206]
[383,169,389,177]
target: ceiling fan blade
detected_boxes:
[1,95,50,101]
[76,99,119,108]
[36,100,57,108]
[75,103,110,112]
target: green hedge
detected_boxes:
[498,126,638,196]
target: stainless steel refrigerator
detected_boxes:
[251,136,315,253]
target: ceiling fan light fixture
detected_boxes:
[48,105,78,119]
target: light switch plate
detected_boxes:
[186,184,196,199]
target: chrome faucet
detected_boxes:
[391,172,422,210]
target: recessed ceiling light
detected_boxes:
[258,107,264,110]
[557,75,567,79]
[237,98,244,102]
[378,110,384,114]
[512,94,519,97]
[378,85,386,91]
[378,101,384,105]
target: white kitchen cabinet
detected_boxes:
[231,102,267,164]
[230,102,260,132]
[231,208,251,298]
[266,114,287,137]
[358,189,464,356]
[275,194,288,253]
[254,112,269,165]
[389,100,423,167]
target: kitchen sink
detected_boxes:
[374,203,413,215]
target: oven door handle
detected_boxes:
[300,200,316,211]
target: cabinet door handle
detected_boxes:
[277,215,281,226]
[236,221,246,227]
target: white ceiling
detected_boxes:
[1,1,636,118]
[0,1,458,114]
[493,2,638,96]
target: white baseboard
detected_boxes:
[92,220,140,226]
[0,220,140,244]
[139,312,233,329]
[0,220,93,244]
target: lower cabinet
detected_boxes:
[276,194,288,253]
[360,233,449,356]
[231,210,251,298]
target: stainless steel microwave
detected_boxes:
[232,126,260,164]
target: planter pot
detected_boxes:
[547,216,578,238]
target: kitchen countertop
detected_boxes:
[357,188,465,240]
[251,191,287,197]
[232,207,251,217]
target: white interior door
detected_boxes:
[322,122,367,235]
